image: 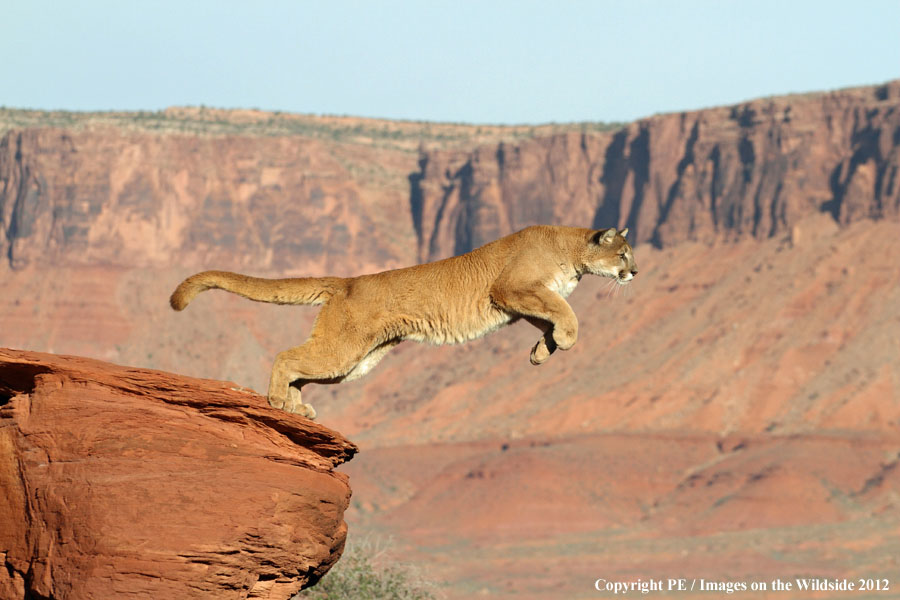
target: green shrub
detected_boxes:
[296,537,440,600]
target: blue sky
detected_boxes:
[3,0,898,124]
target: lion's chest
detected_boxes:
[547,273,581,298]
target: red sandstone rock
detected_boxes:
[0,348,357,599]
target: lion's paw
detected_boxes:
[283,387,317,419]
[553,326,577,351]
[530,339,551,365]
[297,402,317,419]
[267,394,287,411]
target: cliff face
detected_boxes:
[0,349,357,599]
[0,128,415,274]
[412,82,900,261]
[3,82,897,274]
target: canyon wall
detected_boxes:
[2,82,898,275]
[412,81,900,261]
[0,128,416,275]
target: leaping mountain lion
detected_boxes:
[170,225,638,419]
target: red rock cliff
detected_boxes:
[2,82,897,274]
[412,81,900,261]
[0,348,357,599]
[0,128,414,274]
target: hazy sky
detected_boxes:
[4,0,898,124]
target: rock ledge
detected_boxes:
[0,348,357,599]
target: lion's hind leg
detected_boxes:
[278,340,399,418]
[268,298,385,417]
[268,336,373,417]
[267,302,399,417]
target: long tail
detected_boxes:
[169,270,345,311]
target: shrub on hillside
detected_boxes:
[297,537,439,600]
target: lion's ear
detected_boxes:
[592,228,618,245]
[619,228,629,238]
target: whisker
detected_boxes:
[605,278,617,299]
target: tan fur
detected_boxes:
[170,225,638,418]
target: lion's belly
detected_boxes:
[403,306,514,346]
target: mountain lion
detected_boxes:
[170,225,638,418]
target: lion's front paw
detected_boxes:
[530,339,551,365]
[553,326,577,351]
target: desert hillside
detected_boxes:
[1,81,899,599]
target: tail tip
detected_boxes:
[169,295,186,311]
[169,287,191,311]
